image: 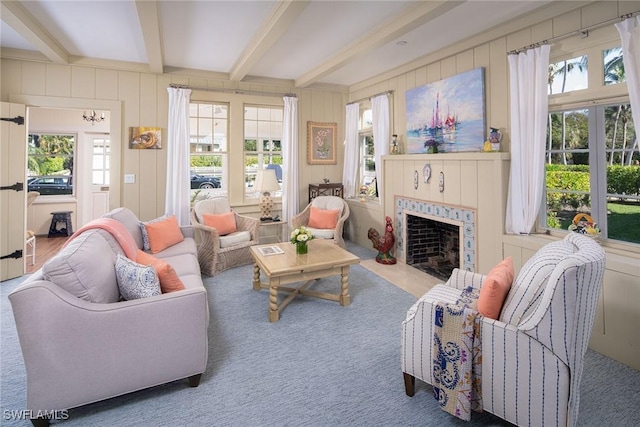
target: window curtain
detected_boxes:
[505,45,550,234]
[165,87,192,226]
[282,96,298,232]
[615,16,640,164]
[342,103,360,198]
[371,94,390,204]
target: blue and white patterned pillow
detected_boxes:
[139,216,167,251]
[115,254,161,300]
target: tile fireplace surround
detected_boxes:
[395,196,476,272]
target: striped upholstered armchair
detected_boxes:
[401,233,605,426]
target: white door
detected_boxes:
[0,102,27,281]
[78,133,110,226]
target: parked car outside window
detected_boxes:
[27,176,73,195]
[190,171,221,189]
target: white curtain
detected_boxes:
[342,103,360,198]
[282,96,299,230]
[371,94,390,203]
[505,45,550,234]
[616,16,640,164]
[165,87,192,226]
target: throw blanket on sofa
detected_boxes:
[432,287,483,421]
[63,218,138,259]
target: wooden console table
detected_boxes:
[309,183,343,202]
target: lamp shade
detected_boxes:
[254,169,280,194]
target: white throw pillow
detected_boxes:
[115,254,161,300]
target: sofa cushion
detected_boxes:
[478,257,514,320]
[308,206,340,229]
[103,207,144,249]
[42,230,119,303]
[143,215,185,254]
[136,250,185,293]
[203,212,237,235]
[115,254,161,300]
[500,240,575,325]
[306,227,334,240]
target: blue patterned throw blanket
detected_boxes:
[432,287,483,421]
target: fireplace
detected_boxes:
[405,214,461,281]
[394,197,476,276]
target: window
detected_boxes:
[548,55,588,95]
[544,38,639,246]
[244,105,283,199]
[189,102,228,197]
[27,133,75,196]
[358,107,377,197]
[92,137,110,185]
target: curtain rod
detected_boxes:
[168,83,296,98]
[347,90,394,106]
[508,11,639,55]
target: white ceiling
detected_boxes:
[0,0,554,88]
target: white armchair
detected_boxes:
[290,196,349,248]
[191,198,259,276]
[401,233,605,426]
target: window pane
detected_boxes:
[361,109,373,129]
[545,110,591,231]
[27,133,75,195]
[190,102,227,199]
[604,103,639,244]
[548,55,588,94]
[603,47,624,86]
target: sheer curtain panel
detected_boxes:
[342,103,360,199]
[371,94,390,204]
[282,96,299,230]
[166,87,192,226]
[615,16,640,163]
[505,45,550,234]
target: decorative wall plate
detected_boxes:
[423,163,431,183]
[413,170,419,189]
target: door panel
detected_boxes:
[1,102,27,281]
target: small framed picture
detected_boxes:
[307,121,337,165]
[129,127,161,149]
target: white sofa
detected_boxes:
[9,208,209,427]
[401,233,605,426]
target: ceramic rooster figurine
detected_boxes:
[368,216,397,265]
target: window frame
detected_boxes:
[27,132,76,198]
[541,31,638,249]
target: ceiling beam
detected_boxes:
[1,0,69,64]
[294,0,464,88]
[135,0,164,74]
[229,0,309,82]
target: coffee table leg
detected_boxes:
[340,266,351,306]
[252,263,261,290]
[269,277,280,322]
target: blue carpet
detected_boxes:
[1,242,638,426]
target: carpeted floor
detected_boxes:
[1,242,639,426]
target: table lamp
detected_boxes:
[254,168,280,221]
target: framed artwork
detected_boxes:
[129,127,162,149]
[307,121,337,165]
[405,67,486,153]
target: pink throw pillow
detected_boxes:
[203,212,237,236]
[136,250,185,293]
[308,206,340,229]
[478,257,515,320]
[144,215,185,254]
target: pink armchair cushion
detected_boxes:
[478,257,514,319]
[308,206,340,229]
[202,212,237,236]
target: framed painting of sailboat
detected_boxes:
[405,68,486,154]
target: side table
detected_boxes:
[309,183,343,202]
[259,220,287,244]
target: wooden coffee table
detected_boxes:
[249,239,360,322]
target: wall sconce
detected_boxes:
[82,110,105,125]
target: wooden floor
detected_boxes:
[26,235,68,274]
